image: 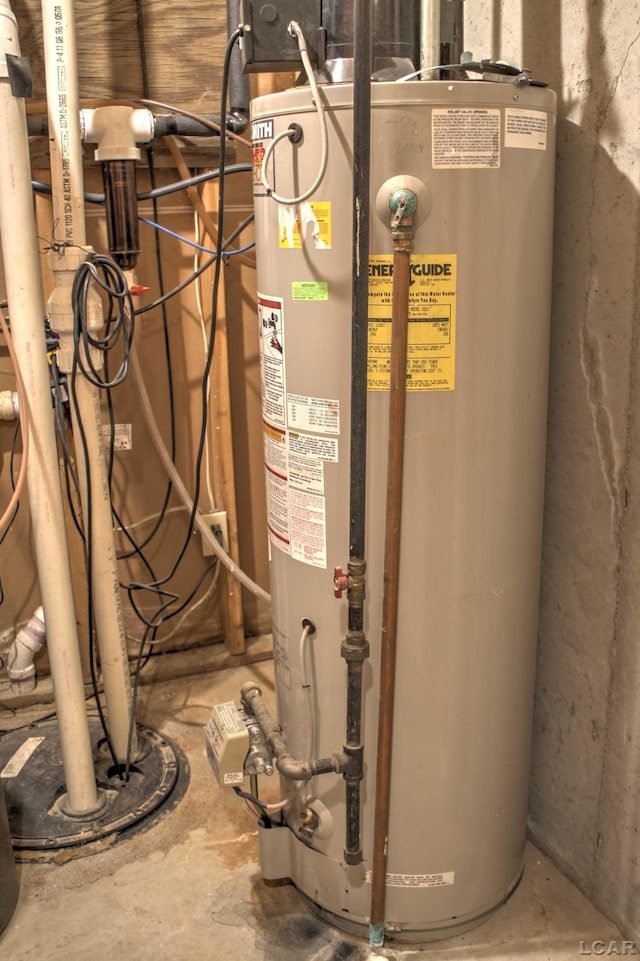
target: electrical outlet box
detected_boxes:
[240,0,325,73]
[200,510,228,556]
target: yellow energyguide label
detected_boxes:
[367,254,457,391]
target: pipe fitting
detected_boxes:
[7,606,46,693]
[81,106,154,161]
[47,245,103,373]
[241,682,343,782]
[0,391,19,420]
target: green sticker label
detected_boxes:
[292,281,329,302]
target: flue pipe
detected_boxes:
[420,0,441,75]
[41,0,137,763]
[0,0,99,814]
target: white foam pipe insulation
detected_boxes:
[0,0,99,814]
[41,0,138,762]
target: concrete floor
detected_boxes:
[0,661,624,961]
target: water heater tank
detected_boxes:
[251,79,556,941]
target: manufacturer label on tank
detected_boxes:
[432,108,501,168]
[365,871,455,888]
[279,202,332,249]
[252,118,274,197]
[367,255,457,391]
[505,108,548,150]
[258,295,286,429]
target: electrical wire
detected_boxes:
[260,21,329,205]
[125,3,178,568]
[194,210,216,513]
[50,356,85,543]
[0,313,29,538]
[133,214,255,315]
[138,216,255,257]
[125,28,245,623]
[396,63,463,81]
[232,786,288,816]
[31,164,252,205]
[113,504,187,533]
[138,165,252,200]
[134,557,220,647]
[0,422,22,607]
[68,300,122,777]
[71,255,135,389]
[122,27,249,780]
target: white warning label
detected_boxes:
[288,452,324,495]
[263,411,329,563]
[432,108,500,169]
[258,294,286,429]
[265,464,290,552]
[288,432,338,463]
[290,488,326,568]
[287,394,340,435]
[505,108,548,150]
[365,871,455,889]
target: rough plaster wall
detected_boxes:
[466,0,640,939]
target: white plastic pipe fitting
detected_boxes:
[7,606,46,693]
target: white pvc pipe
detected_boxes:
[41,0,137,762]
[0,0,99,813]
[421,0,441,76]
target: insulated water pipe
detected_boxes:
[0,0,99,815]
[41,0,137,763]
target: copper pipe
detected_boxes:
[370,224,413,942]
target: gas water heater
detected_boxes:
[207,2,556,943]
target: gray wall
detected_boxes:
[466,0,640,941]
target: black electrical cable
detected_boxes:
[31,165,252,205]
[137,165,251,200]
[68,330,122,777]
[123,26,244,779]
[134,213,254,316]
[0,422,22,607]
[71,255,135,389]
[112,0,178,567]
[69,250,148,775]
[51,356,85,543]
